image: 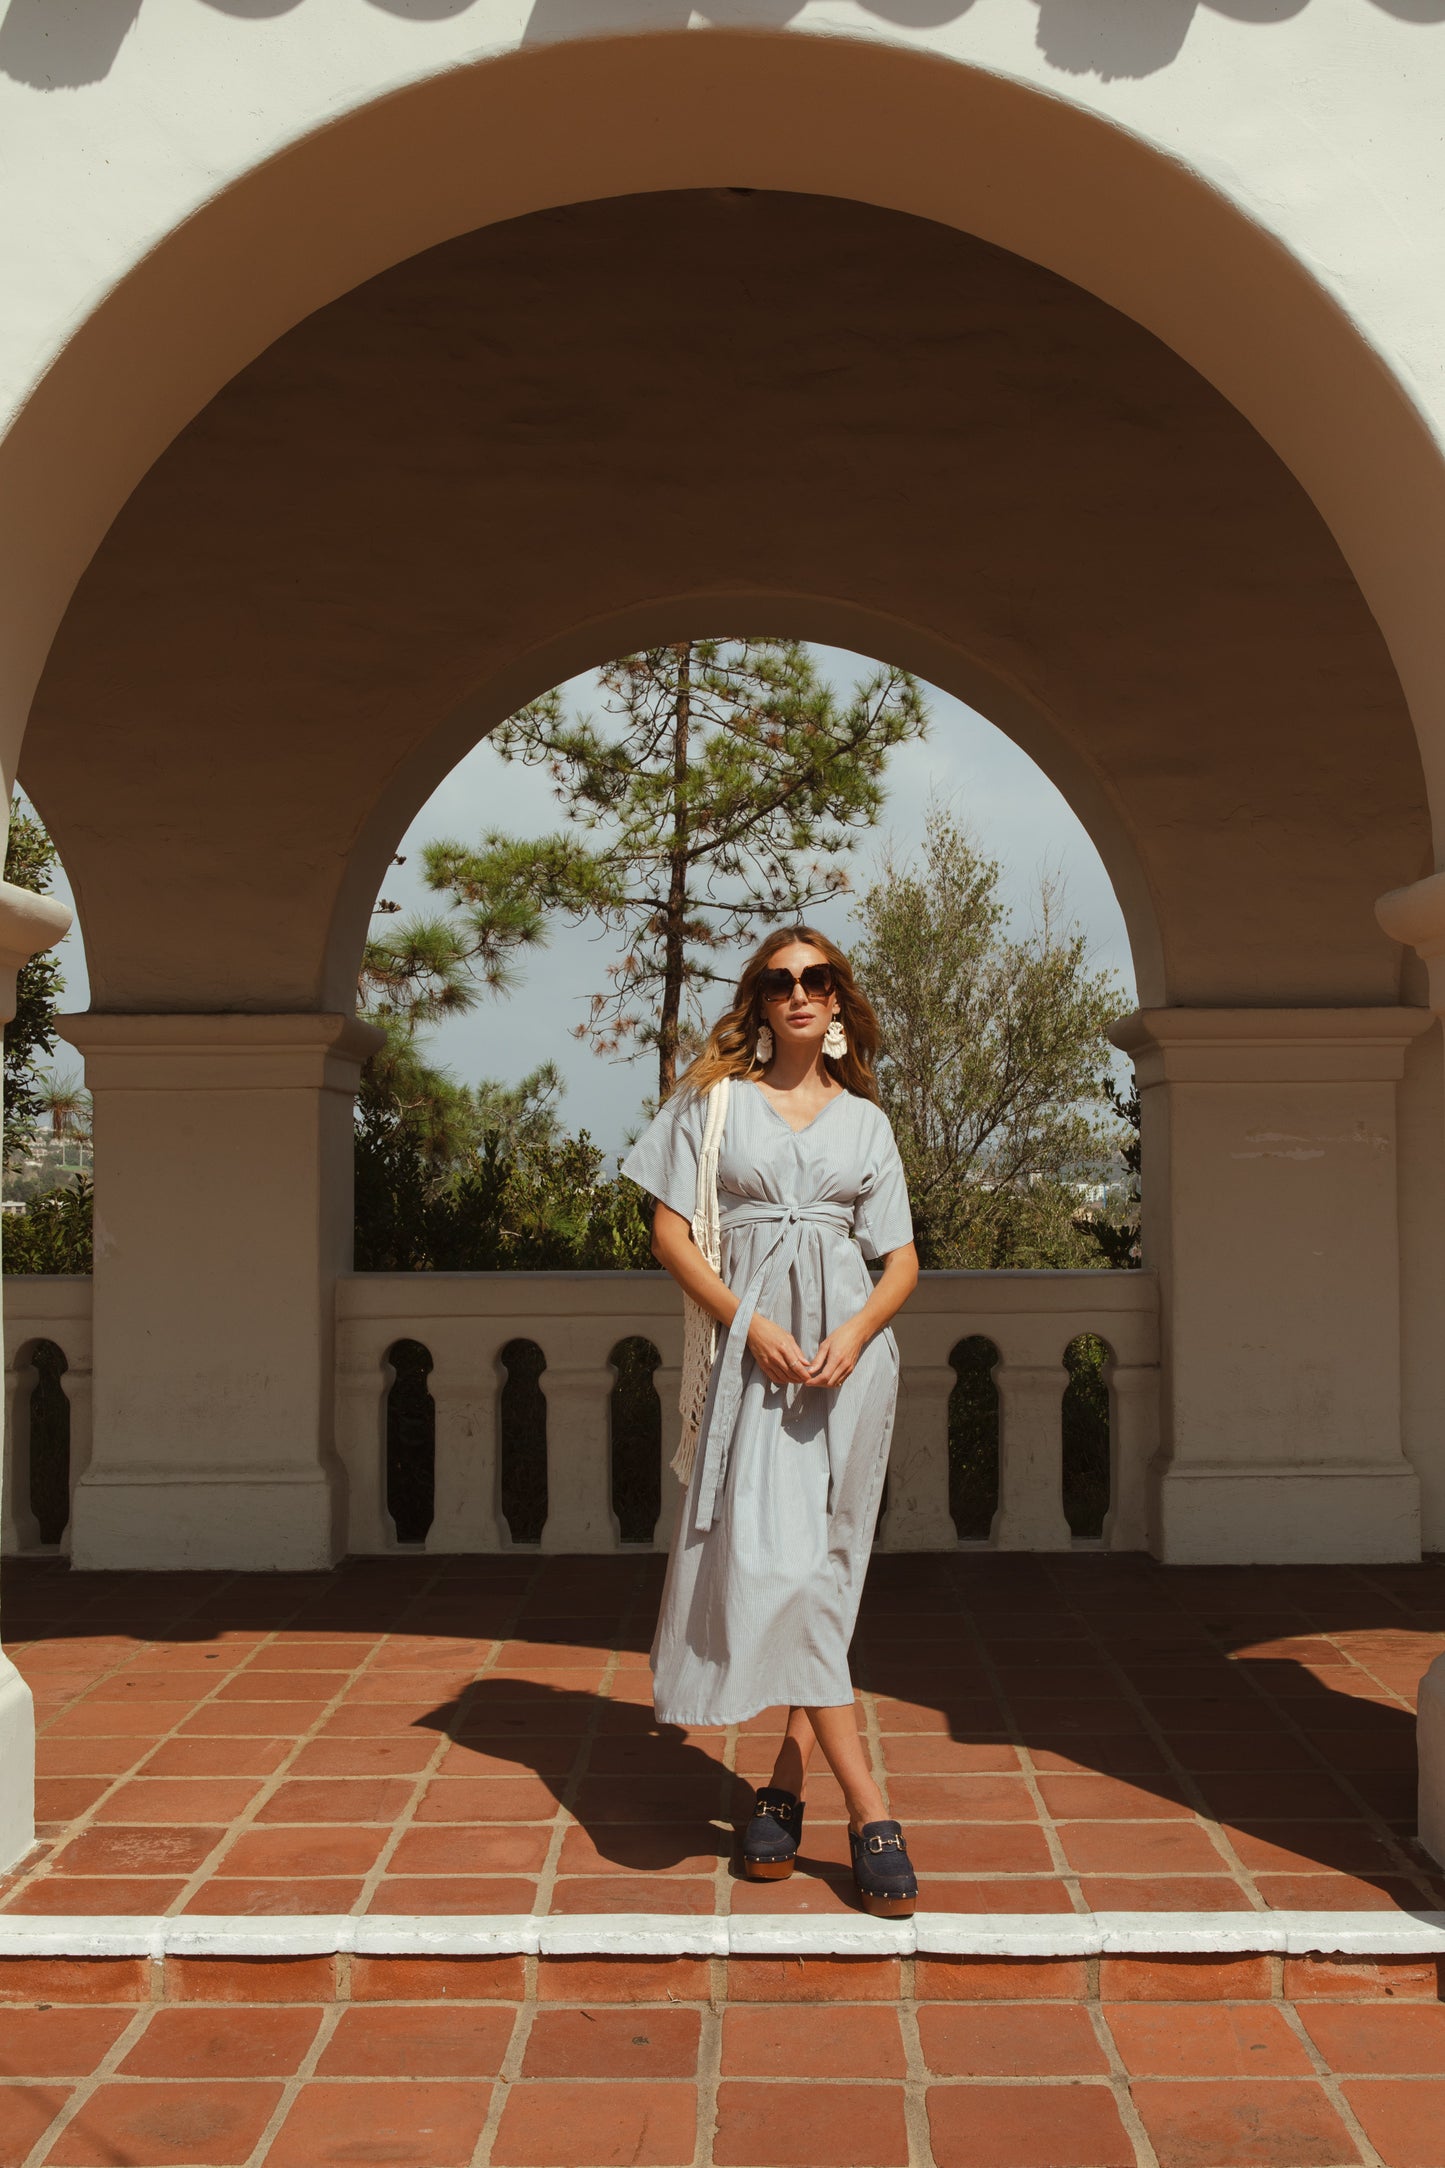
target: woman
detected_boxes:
[621,928,921,1917]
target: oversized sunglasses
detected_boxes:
[758,963,835,1003]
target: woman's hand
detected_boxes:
[746,1313,815,1387]
[804,1317,870,1389]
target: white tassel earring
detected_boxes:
[823,1014,848,1059]
[755,1023,774,1065]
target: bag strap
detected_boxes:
[691,1076,730,1268]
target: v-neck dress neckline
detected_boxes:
[749,1082,849,1138]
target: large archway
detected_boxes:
[11,179,1434,1605]
[4,27,1445,846]
[21,189,1425,1020]
[1,35,1443,1881]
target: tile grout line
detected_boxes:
[1088,1994,1162,2168]
[896,1954,940,2168]
[164,1624,403,1916]
[692,1961,724,2168]
[1275,1991,1387,2168]
[1063,1581,1271,1912]
[244,1996,347,2168]
[19,1990,156,2168]
[528,1562,639,1919]
[958,1593,1090,1916]
[6,1567,262,1903]
[469,1990,536,2168]
[352,1555,546,1919]
[1199,1601,1443,1907]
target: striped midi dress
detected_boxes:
[621,1083,914,1728]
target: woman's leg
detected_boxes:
[806,1702,888,1831]
[769,1708,817,1797]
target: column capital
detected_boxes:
[0,881,71,1024]
[57,1011,385,1091]
[1110,1006,1431,1084]
[1377,871,1445,1013]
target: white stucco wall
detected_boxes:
[4,4,1445,832]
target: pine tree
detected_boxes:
[408,640,928,1098]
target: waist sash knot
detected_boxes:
[692,1198,854,1534]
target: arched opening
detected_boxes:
[12,159,1439,1585]
[384,1337,435,1547]
[610,1337,663,1547]
[7,28,1445,827]
[1062,1333,1112,1544]
[5,15,1445,1889]
[949,1337,1001,1543]
[499,1339,548,1547]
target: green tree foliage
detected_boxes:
[3,1181,93,1274]
[3,796,65,1166]
[400,641,928,1099]
[852,807,1128,1269]
[3,798,94,1274]
[354,916,654,1277]
[356,1087,654,1272]
[1086,1075,1142,1267]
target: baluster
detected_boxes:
[1,1349,37,1554]
[877,1363,958,1551]
[1100,1357,1161,1552]
[55,1357,91,1558]
[540,1363,620,1552]
[992,1361,1072,1550]
[335,1347,391,1555]
[429,1356,507,1552]
[652,1361,684,1551]
[60,1356,92,1498]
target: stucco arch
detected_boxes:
[3,24,1445,851]
[325,595,1168,1016]
[23,190,1422,1023]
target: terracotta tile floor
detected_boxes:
[3,1552,1444,1922]
[3,1946,1445,2167]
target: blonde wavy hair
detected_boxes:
[676,926,881,1104]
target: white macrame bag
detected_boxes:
[672,1075,731,1484]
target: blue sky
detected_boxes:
[39,646,1136,1156]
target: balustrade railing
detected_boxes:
[2,1277,92,1555]
[2,1271,1159,1557]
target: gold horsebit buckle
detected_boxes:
[866,1833,906,1854]
[754,1796,793,1822]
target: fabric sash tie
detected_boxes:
[692,1198,854,1534]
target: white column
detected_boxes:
[1100,1357,1160,1553]
[1112,1007,1428,1565]
[58,1012,382,1571]
[539,1361,619,1552]
[429,1356,507,1553]
[0,876,72,1871]
[877,1362,957,1551]
[992,1361,1072,1550]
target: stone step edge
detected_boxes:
[1,1911,1442,1962]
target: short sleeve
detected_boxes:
[619,1090,707,1223]
[853,1110,914,1261]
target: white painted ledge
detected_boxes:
[1,1912,1443,1961]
